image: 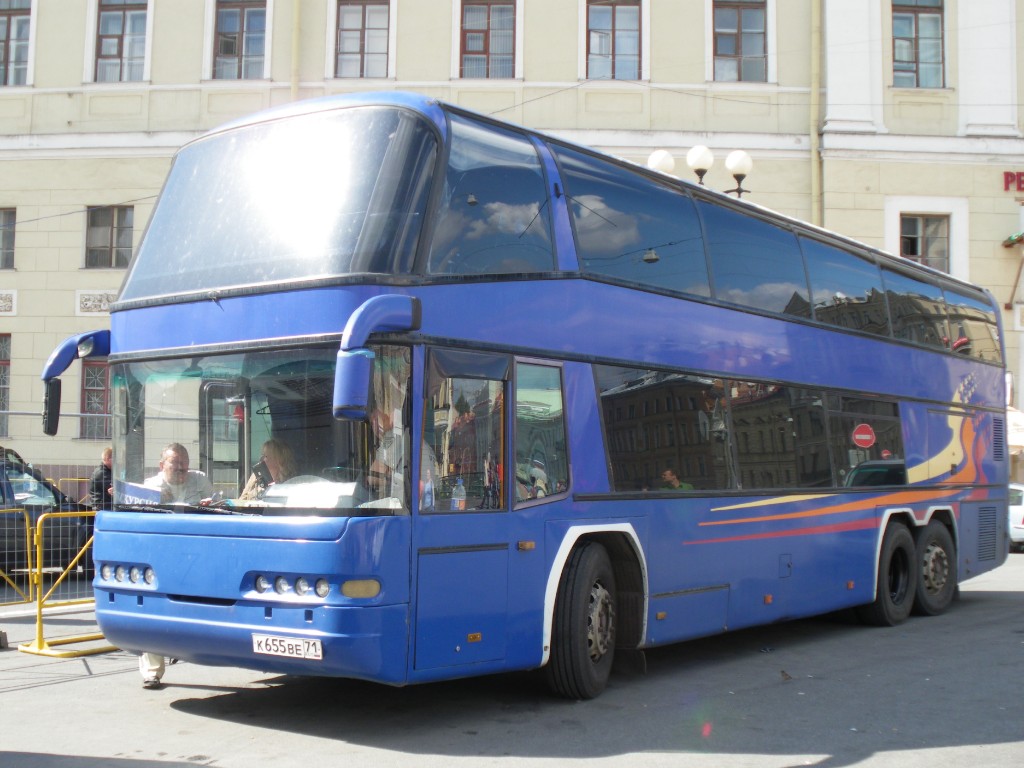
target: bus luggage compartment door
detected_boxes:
[413,545,509,670]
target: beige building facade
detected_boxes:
[1,0,1023,471]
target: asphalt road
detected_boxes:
[2,555,1022,768]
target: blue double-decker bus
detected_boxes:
[42,92,1008,699]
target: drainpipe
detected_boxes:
[291,0,301,101]
[809,0,823,227]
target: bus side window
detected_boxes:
[552,143,710,299]
[697,199,809,317]
[514,363,568,503]
[421,350,511,512]
[427,114,554,276]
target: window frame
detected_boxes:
[453,0,521,80]
[81,359,112,440]
[212,0,267,80]
[91,0,149,83]
[0,208,14,269]
[0,0,30,87]
[884,196,967,281]
[333,0,390,79]
[892,0,945,89]
[585,0,641,81]
[85,204,134,269]
[899,213,949,273]
[711,0,768,83]
[704,0,775,84]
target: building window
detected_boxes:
[0,0,30,86]
[0,208,13,269]
[86,205,133,268]
[900,214,949,272]
[0,334,8,437]
[587,0,639,80]
[460,1,514,78]
[713,0,766,82]
[81,360,111,440]
[893,0,944,88]
[214,1,266,79]
[336,1,388,78]
[95,0,147,82]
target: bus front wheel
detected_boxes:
[857,521,917,627]
[912,520,957,616]
[545,541,617,700]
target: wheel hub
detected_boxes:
[587,580,615,661]
[921,541,950,594]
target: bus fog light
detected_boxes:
[254,575,271,593]
[129,566,141,583]
[115,565,127,582]
[341,579,381,598]
[295,577,310,596]
[315,579,330,598]
[274,576,290,594]
[144,567,155,585]
[101,564,113,581]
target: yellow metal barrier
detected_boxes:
[1,506,33,605]
[58,477,90,504]
[17,510,117,658]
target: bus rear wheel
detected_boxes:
[913,520,957,616]
[545,541,617,700]
[857,521,917,627]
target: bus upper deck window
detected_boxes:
[427,113,554,276]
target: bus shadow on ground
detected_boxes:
[170,590,1024,766]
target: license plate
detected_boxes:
[252,633,323,661]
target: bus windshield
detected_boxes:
[119,106,438,302]
[110,345,411,515]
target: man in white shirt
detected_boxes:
[138,442,211,689]
[144,442,214,505]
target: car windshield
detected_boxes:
[110,345,411,516]
[119,105,438,302]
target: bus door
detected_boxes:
[199,380,250,498]
[413,350,511,671]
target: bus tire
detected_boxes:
[857,522,916,627]
[913,520,957,616]
[545,541,617,700]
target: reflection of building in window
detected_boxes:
[586,0,640,80]
[900,214,949,272]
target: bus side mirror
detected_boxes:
[333,349,374,421]
[332,294,420,421]
[42,378,62,436]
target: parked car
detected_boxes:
[0,448,92,574]
[1009,483,1024,553]
[844,459,907,487]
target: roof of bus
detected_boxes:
[190,91,996,310]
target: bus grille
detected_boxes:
[977,506,998,561]
[993,417,1006,461]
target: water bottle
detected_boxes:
[423,475,434,512]
[451,477,466,511]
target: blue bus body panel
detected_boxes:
[93,511,413,682]
[109,280,1005,410]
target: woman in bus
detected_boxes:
[239,438,297,500]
